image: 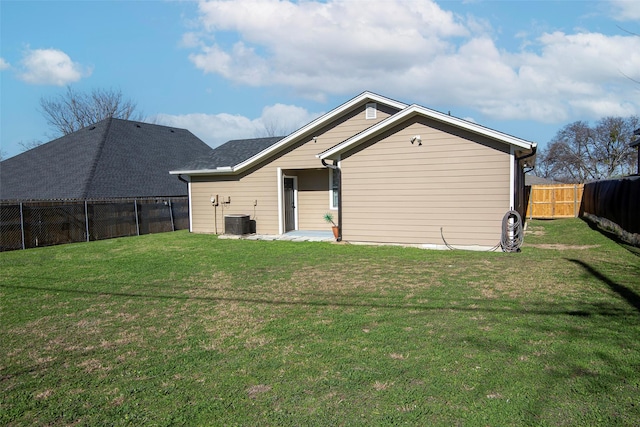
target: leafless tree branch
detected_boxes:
[39,86,143,136]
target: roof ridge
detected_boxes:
[81,117,112,199]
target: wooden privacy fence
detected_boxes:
[526,184,584,219]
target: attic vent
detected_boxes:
[365,103,377,120]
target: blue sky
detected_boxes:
[2,0,640,160]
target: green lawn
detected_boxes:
[1,219,639,426]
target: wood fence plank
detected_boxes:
[526,184,584,219]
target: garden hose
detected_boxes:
[501,210,524,253]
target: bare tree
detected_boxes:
[537,116,639,183]
[593,116,639,177]
[39,86,143,136]
[19,139,44,152]
[255,118,293,138]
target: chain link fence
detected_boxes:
[0,197,189,252]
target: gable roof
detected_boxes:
[318,104,536,160]
[0,118,213,200]
[170,91,407,175]
[176,136,285,172]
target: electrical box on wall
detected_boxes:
[210,195,218,205]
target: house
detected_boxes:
[171,92,536,249]
[0,118,213,201]
[525,175,556,186]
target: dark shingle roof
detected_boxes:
[177,136,285,171]
[525,175,557,186]
[0,118,213,200]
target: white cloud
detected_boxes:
[0,57,10,70]
[18,48,91,86]
[149,104,322,148]
[186,0,640,124]
[608,0,640,21]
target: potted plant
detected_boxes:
[323,212,339,239]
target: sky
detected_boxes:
[1,0,640,160]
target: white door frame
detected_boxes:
[283,174,298,232]
[277,168,298,234]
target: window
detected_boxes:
[365,102,377,120]
[330,167,339,209]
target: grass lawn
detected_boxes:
[1,218,639,426]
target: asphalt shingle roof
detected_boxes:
[525,175,557,186]
[0,118,213,200]
[177,136,285,171]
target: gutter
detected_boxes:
[516,144,537,169]
[321,159,342,242]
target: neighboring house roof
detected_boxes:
[171,91,408,175]
[0,118,213,200]
[177,136,285,172]
[525,175,557,186]
[318,104,535,160]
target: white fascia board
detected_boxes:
[169,167,235,176]
[230,92,408,173]
[319,105,536,160]
[171,92,407,177]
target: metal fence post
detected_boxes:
[20,202,25,250]
[84,200,90,242]
[168,199,175,231]
[134,198,140,236]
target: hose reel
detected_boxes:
[501,210,524,253]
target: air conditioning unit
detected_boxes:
[224,214,251,235]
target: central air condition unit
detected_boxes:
[224,214,251,235]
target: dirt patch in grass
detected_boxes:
[247,384,272,398]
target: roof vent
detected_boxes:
[89,126,96,130]
[136,124,141,128]
[365,103,377,120]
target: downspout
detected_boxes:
[515,145,537,220]
[321,159,342,242]
[516,145,537,168]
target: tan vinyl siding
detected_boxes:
[340,116,511,247]
[188,102,392,234]
[295,169,334,230]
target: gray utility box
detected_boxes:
[224,214,251,235]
